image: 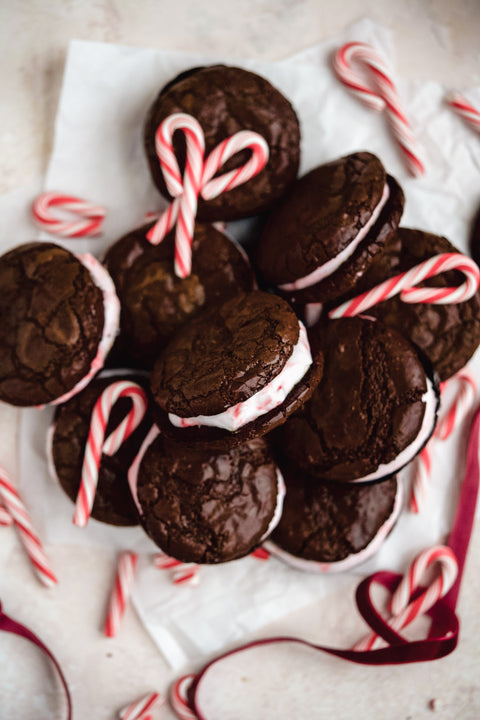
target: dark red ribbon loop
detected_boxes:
[0,602,72,720]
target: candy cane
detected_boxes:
[32,192,106,238]
[104,551,138,638]
[0,503,12,526]
[352,545,457,651]
[332,42,425,176]
[119,691,164,720]
[445,91,480,135]
[73,381,148,527]
[0,467,57,587]
[153,553,200,586]
[146,112,269,278]
[170,675,198,720]
[329,253,480,319]
[409,370,477,512]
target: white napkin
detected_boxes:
[6,17,480,669]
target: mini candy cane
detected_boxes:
[332,42,425,176]
[352,545,458,651]
[329,253,480,319]
[119,691,164,720]
[170,675,198,720]
[0,467,57,587]
[409,370,477,512]
[153,553,200,586]
[0,503,12,526]
[445,91,480,135]
[104,551,138,638]
[32,192,106,238]
[436,370,477,441]
[73,381,148,527]
[147,112,269,278]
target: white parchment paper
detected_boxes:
[6,17,480,668]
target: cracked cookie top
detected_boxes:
[0,242,104,406]
[151,290,300,417]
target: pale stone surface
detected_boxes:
[1,2,480,718]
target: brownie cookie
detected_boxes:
[129,427,284,563]
[255,152,404,305]
[346,228,480,380]
[0,242,119,407]
[274,316,438,483]
[266,457,401,572]
[104,221,255,368]
[150,290,324,449]
[50,371,152,526]
[144,65,300,221]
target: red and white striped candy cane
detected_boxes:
[147,112,269,278]
[0,503,12,526]
[408,370,477,512]
[352,545,457,651]
[445,91,480,135]
[409,443,433,514]
[332,42,425,177]
[436,370,477,441]
[329,253,480,319]
[119,691,164,720]
[170,675,198,720]
[0,467,57,587]
[73,381,148,527]
[104,551,138,638]
[32,192,106,238]
[153,553,200,586]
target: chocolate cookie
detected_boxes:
[104,221,255,368]
[0,242,119,407]
[129,427,284,563]
[144,65,300,221]
[470,203,480,268]
[50,371,152,526]
[274,316,438,483]
[150,290,324,449]
[267,457,401,571]
[346,228,480,380]
[255,152,404,304]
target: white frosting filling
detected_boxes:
[264,476,404,574]
[39,253,120,408]
[168,321,312,432]
[127,424,286,545]
[350,377,438,483]
[279,183,390,292]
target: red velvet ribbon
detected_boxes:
[189,405,480,717]
[0,600,72,719]
[1,406,478,718]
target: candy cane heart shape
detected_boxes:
[352,545,458,651]
[147,112,269,278]
[329,253,480,319]
[73,381,148,527]
[332,42,425,177]
[32,192,106,238]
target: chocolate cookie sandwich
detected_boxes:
[104,221,255,369]
[266,457,402,572]
[348,228,480,380]
[128,426,285,563]
[144,65,300,221]
[150,290,324,449]
[274,316,438,483]
[48,370,152,526]
[0,242,119,407]
[255,152,404,305]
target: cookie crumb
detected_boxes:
[429,698,443,711]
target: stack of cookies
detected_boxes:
[1,64,479,573]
